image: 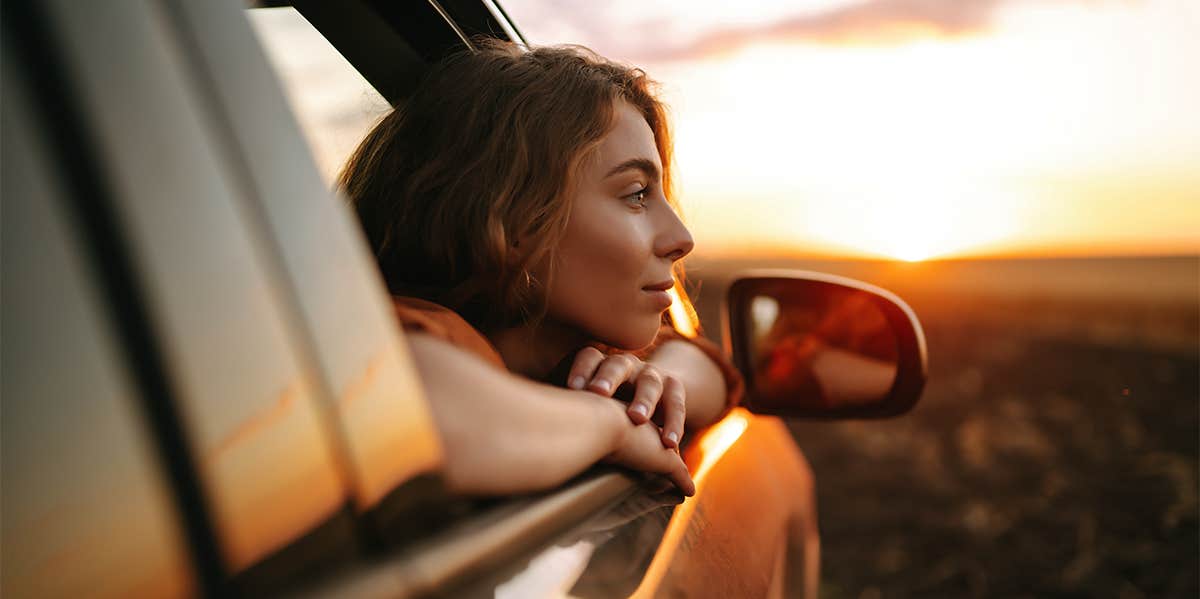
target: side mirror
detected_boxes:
[724,270,927,418]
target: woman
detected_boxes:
[341,40,741,497]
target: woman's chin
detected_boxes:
[603,323,663,351]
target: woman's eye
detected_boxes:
[624,188,648,209]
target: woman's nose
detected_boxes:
[655,206,694,262]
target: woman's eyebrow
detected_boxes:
[604,158,660,181]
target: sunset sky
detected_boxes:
[251,0,1200,261]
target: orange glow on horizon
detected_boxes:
[649,1,1200,261]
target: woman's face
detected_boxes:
[542,100,694,349]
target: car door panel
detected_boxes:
[39,0,350,573]
[1,47,197,598]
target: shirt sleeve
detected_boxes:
[392,297,508,370]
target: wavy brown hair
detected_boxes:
[339,39,677,332]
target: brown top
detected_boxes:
[392,296,743,412]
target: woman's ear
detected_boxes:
[508,226,541,265]
[506,238,524,267]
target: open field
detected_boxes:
[688,255,1199,598]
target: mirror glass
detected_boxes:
[743,284,899,410]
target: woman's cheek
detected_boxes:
[610,228,663,345]
[556,199,659,345]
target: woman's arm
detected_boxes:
[405,332,695,496]
[647,339,729,431]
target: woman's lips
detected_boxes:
[642,280,674,292]
[642,285,673,309]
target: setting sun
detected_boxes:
[798,179,1024,262]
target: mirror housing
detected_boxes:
[724,270,927,419]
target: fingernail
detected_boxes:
[631,404,648,417]
[667,431,679,445]
[569,376,585,390]
[593,380,611,393]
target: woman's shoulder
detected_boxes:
[392,296,506,369]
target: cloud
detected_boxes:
[508,0,1100,63]
[677,0,1006,54]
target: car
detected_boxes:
[0,1,927,597]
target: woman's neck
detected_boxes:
[488,319,591,381]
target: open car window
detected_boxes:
[247,7,390,185]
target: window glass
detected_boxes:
[247,7,391,185]
[189,1,444,514]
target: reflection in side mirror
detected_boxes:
[724,271,928,418]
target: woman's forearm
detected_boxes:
[405,333,628,494]
[648,339,729,431]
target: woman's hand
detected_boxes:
[408,333,692,495]
[566,347,687,448]
[603,419,695,496]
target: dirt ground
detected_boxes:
[688,255,1199,599]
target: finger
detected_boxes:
[663,453,695,496]
[628,367,664,425]
[566,347,606,390]
[659,377,687,448]
[588,354,638,397]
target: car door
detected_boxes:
[3,0,445,595]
